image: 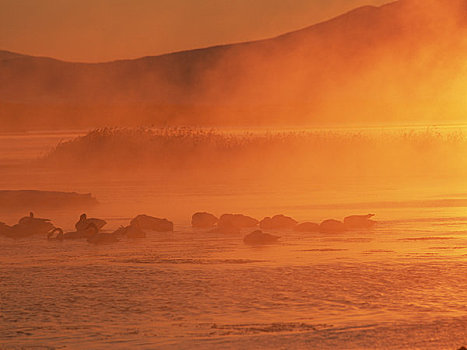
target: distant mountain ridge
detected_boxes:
[1,0,467,130]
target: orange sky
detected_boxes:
[0,0,392,62]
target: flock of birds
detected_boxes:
[0,211,376,245]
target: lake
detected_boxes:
[0,128,466,349]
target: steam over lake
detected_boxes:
[0,128,466,349]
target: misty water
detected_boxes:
[0,129,466,349]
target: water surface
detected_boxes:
[0,129,466,349]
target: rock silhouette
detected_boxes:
[219,214,259,228]
[260,215,298,230]
[320,219,346,233]
[192,212,218,228]
[243,230,280,245]
[344,214,376,229]
[130,214,173,232]
[212,214,259,234]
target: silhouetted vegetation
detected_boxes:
[43,127,467,179]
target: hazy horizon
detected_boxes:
[2,1,467,349]
[0,0,392,63]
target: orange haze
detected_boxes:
[0,0,391,62]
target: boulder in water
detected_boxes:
[243,230,280,245]
[260,214,298,230]
[219,214,259,228]
[192,212,218,228]
[320,219,346,233]
[130,214,173,232]
[344,214,376,229]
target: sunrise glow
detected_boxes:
[1,0,467,349]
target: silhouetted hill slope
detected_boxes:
[1,0,467,130]
[0,50,29,61]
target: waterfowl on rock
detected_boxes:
[18,212,51,225]
[75,213,106,231]
[2,213,55,238]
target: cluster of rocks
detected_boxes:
[1,211,376,246]
[192,212,375,232]
[192,212,377,245]
[297,214,376,233]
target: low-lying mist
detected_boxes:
[3,0,467,130]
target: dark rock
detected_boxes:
[130,214,173,232]
[244,230,280,245]
[320,219,346,233]
[344,214,376,229]
[294,222,320,232]
[192,212,218,228]
[259,214,298,230]
[219,214,259,228]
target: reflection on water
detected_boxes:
[1,217,467,349]
[0,130,467,349]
